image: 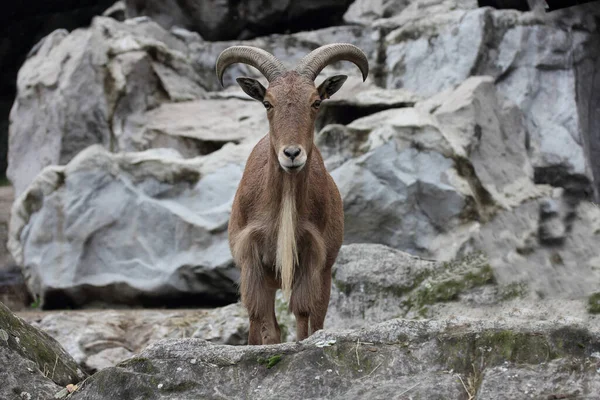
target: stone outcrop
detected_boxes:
[68,318,600,400]
[0,301,86,400]
[0,1,119,182]
[321,76,543,260]
[7,15,380,196]
[9,144,253,309]
[7,16,209,195]
[379,1,600,195]
[21,304,248,373]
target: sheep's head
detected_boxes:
[216,44,369,173]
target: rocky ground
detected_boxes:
[3,244,598,398]
[2,0,600,399]
[4,298,600,399]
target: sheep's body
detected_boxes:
[228,134,343,344]
[217,44,368,344]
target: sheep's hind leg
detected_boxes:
[246,288,280,345]
[260,287,281,344]
[309,267,332,335]
[290,264,321,341]
[244,289,281,345]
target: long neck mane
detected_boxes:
[266,143,310,300]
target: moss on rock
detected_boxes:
[0,301,85,386]
[405,253,495,311]
[257,354,282,369]
[587,292,600,314]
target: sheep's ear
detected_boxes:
[236,77,266,101]
[317,75,348,100]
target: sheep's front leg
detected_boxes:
[234,227,281,345]
[241,265,281,345]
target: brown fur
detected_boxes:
[228,72,344,345]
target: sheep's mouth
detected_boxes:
[281,163,305,173]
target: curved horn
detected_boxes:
[215,46,287,87]
[294,43,369,82]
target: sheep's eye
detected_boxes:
[263,101,272,110]
[312,100,322,109]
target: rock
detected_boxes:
[21,305,249,373]
[343,0,411,25]
[314,75,421,132]
[134,99,267,158]
[124,0,354,41]
[374,0,479,30]
[103,1,126,21]
[0,0,118,182]
[382,5,600,191]
[277,243,586,339]
[86,347,134,372]
[7,17,379,196]
[191,303,248,345]
[69,318,600,400]
[0,301,86,400]
[431,76,539,209]
[7,16,209,196]
[384,8,489,97]
[324,76,540,260]
[8,144,253,309]
[327,244,495,326]
[477,196,600,299]
[194,24,382,91]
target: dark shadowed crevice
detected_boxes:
[42,282,240,310]
[315,103,414,133]
[534,165,593,200]
[477,0,531,11]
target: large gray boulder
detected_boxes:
[0,1,120,183]
[123,98,267,158]
[323,76,541,260]
[8,143,254,309]
[381,4,600,191]
[7,16,208,196]
[0,301,86,400]
[69,318,600,400]
[124,0,354,41]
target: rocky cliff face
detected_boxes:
[0,1,120,181]
[2,1,600,398]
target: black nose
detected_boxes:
[283,147,301,161]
